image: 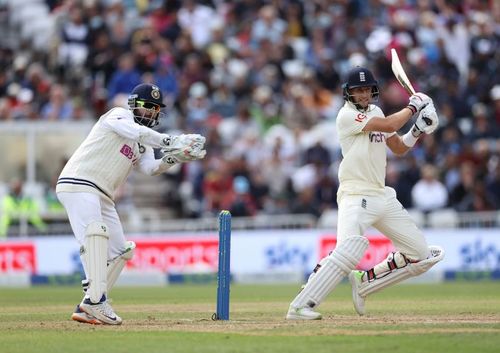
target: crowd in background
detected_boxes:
[0,0,498,223]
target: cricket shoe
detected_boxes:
[349,270,366,316]
[80,296,122,325]
[286,306,322,320]
[71,305,102,325]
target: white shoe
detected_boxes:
[71,305,102,325]
[349,270,366,316]
[80,296,123,325]
[286,306,322,320]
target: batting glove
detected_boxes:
[411,103,439,137]
[407,93,432,115]
[417,103,439,135]
[161,134,206,152]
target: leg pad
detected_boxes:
[83,221,109,303]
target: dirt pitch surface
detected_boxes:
[4,302,499,336]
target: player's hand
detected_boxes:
[161,144,206,165]
[161,134,206,152]
[407,93,432,115]
[415,103,439,135]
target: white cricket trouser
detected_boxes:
[57,192,127,261]
[337,187,429,261]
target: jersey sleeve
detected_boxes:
[101,108,167,148]
[135,145,171,176]
[337,107,371,137]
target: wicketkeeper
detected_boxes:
[56,83,206,325]
[286,67,444,320]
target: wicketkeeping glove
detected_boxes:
[161,134,206,152]
[161,143,206,165]
[407,92,432,115]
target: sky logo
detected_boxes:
[460,240,500,270]
[265,242,311,269]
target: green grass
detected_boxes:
[0,282,499,353]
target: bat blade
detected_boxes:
[391,48,416,96]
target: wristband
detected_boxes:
[402,129,419,147]
[406,105,417,115]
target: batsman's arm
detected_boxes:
[362,92,432,133]
[362,107,414,133]
[386,104,439,155]
[386,134,412,156]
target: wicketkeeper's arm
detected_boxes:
[103,109,206,150]
[136,144,206,176]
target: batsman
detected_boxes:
[286,67,444,320]
[56,83,206,325]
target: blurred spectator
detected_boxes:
[248,169,270,211]
[205,18,230,66]
[457,181,498,213]
[469,103,498,141]
[386,162,408,209]
[281,82,317,130]
[290,187,321,218]
[486,163,500,207]
[202,158,233,215]
[304,141,331,166]
[251,5,287,48]
[314,48,341,92]
[313,169,338,212]
[130,20,159,73]
[283,1,307,38]
[0,180,47,237]
[57,5,90,72]
[185,81,211,132]
[393,155,421,208]
[210,82,237,119]
[106,53,142,104]
[221,176,257,217]
[177,0,216,49]
[153,39,179,105]
[40,84,74,121]
[449,161,476,209]
[86,30,117,86]
[411,164,448,213]
[250,85,282,133]
[179,53,210,94]
[436,16,470,88]
[260,140,293,200]
[491,85,500,125]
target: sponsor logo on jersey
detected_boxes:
[120,144,135,160]
[369,132,386,143]
[355,113,367,123]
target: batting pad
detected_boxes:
[83,221,109,303]
[107,241,136,292]
[358,245,444,298]
[290,235,368,309]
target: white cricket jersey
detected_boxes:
[56,107,168,201]
[336,102,391,202]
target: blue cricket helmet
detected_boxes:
[128,83,166,127]
[342,67,379,103]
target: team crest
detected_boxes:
[359,72,366,82]
[151,86,160,99]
